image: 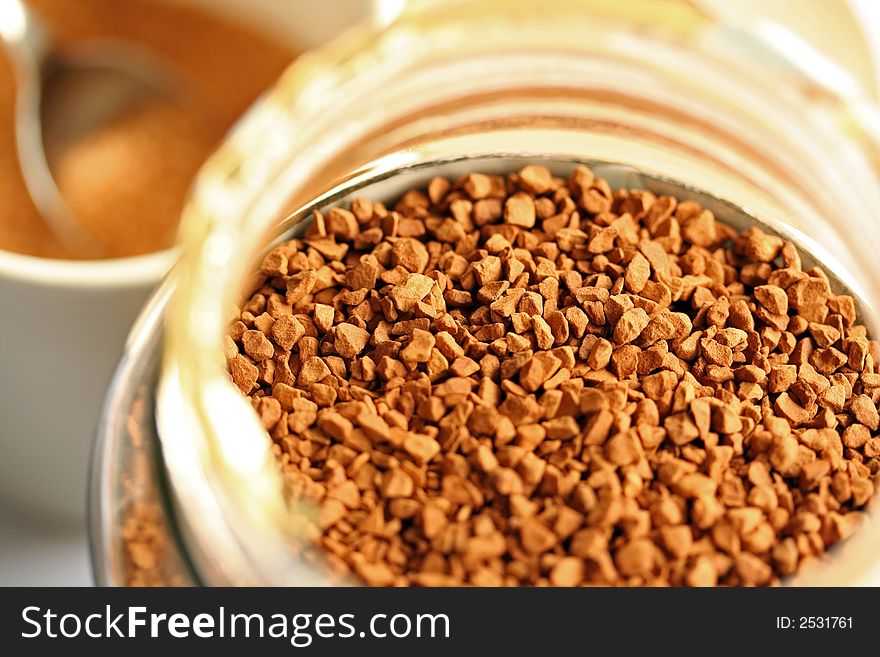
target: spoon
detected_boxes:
[0,0,177,257]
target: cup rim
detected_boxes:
[0,247,177,289]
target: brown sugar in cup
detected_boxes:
[0,0,297,259]
[227,164,880,586]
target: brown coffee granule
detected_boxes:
[120,392,190,587]
[229,164,880,586]
[0,0,296,259]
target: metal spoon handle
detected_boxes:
[0,0,105,256]
[0,0,51,72]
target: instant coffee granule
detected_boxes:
[228,164,880,586]
[121,392,189,587]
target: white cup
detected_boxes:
[0,251,174,524]
[0,0,371,526]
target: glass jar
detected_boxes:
[90,0,880,586]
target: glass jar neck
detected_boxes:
[151,0,880,585]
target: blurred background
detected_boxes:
[0,0,878,585]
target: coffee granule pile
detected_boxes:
[228,164,880,586]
